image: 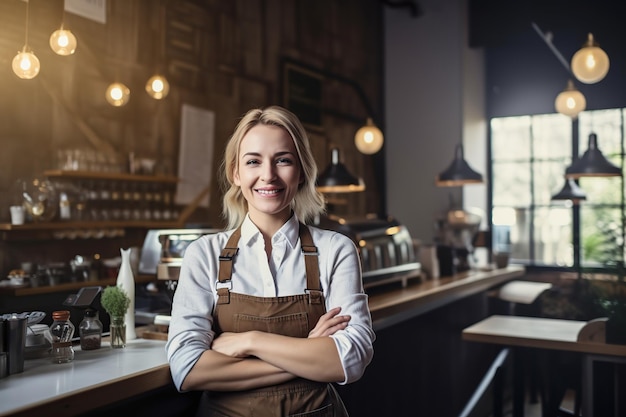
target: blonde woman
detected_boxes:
[166,106,375,416]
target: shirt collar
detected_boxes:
[240,213,301,249]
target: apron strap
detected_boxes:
[216,222,323,304]
[216,227,241,305]
[299,223,323,304]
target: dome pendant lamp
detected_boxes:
[436,144,483,187]
[571,33,610,84]
[565,133,621,179]
[12,0,40,80]
[554,80,586,118]
[316,148,365,193]
[551,178,587,204]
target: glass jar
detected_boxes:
[109,315,126,349]
[49,310,75,363]
[79,309,103,350]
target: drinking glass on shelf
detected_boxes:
[20,177,58,222]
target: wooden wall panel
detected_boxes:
[0,0,384,273]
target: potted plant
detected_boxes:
[595,280,626,345]
[100,285,130,348]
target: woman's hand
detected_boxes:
[211,332,252,358]
[308,307,351,338]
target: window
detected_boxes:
[490,109,625,269]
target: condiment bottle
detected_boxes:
[49,310,75,363]
[79,309,102,350]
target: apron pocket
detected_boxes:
[234,312,309,337]
[289,403,334,417]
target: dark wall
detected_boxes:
[469,0,626,117]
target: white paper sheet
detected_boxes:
[498,280,553,304]
[175,104,215,208]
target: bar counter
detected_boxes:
[0,338,170,417]
[0,265,524,417]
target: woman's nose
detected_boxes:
[261,164,276,182]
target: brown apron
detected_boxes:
[196,223,348,417]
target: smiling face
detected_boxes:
[234,124,303,228]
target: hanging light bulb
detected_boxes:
[554,80,586,118]
[12,46,40,79]
[145,74,170,99]
[106,82,131,107]
[49,25,77,56]
[12,0,39,80]
[571,33,610,84]
[354,118,384,154]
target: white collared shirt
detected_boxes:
[166,214,375,391]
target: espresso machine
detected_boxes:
[434,209,482,276]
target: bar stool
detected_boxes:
[490,280,553,412]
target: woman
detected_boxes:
[166,105,375,416]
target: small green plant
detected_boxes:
[100,285,130,317]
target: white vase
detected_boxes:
[116,248,136,340]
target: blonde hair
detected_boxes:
[220,106,325,230]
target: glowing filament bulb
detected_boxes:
[50,28,77,55]
[145,74,170,99]
[106,82,131,107]
[12,48,40,79]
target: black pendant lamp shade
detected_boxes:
[551,178,587,203]
[436,144,483,187]
[565,133,621,179]
[316,148,365,193]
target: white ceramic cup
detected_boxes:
[9,206,25,225]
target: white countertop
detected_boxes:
[0,338,171,417]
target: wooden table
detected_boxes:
[463,315,626,416]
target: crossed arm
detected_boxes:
[180,307,351,391]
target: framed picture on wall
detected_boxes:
[281,60,323,131]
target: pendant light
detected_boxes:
[146,0,170,100]
[571,33,610,84]
[50,2,77,57]
[50,24,77,56]
[354,118,384,154]
[565,133,621,179]
[435,21,482,188]
[551,178,586,204]
[316,148,365,193]
[12,0,40,80]
[436,144,483,187]
[146,74,170,99]
[106,82,131,107]
[554,80,586,118]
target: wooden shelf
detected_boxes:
[0,220,181,231]
[0,274,157,296]
[44,170,179,184]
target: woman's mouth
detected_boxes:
[255,188,283,196]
